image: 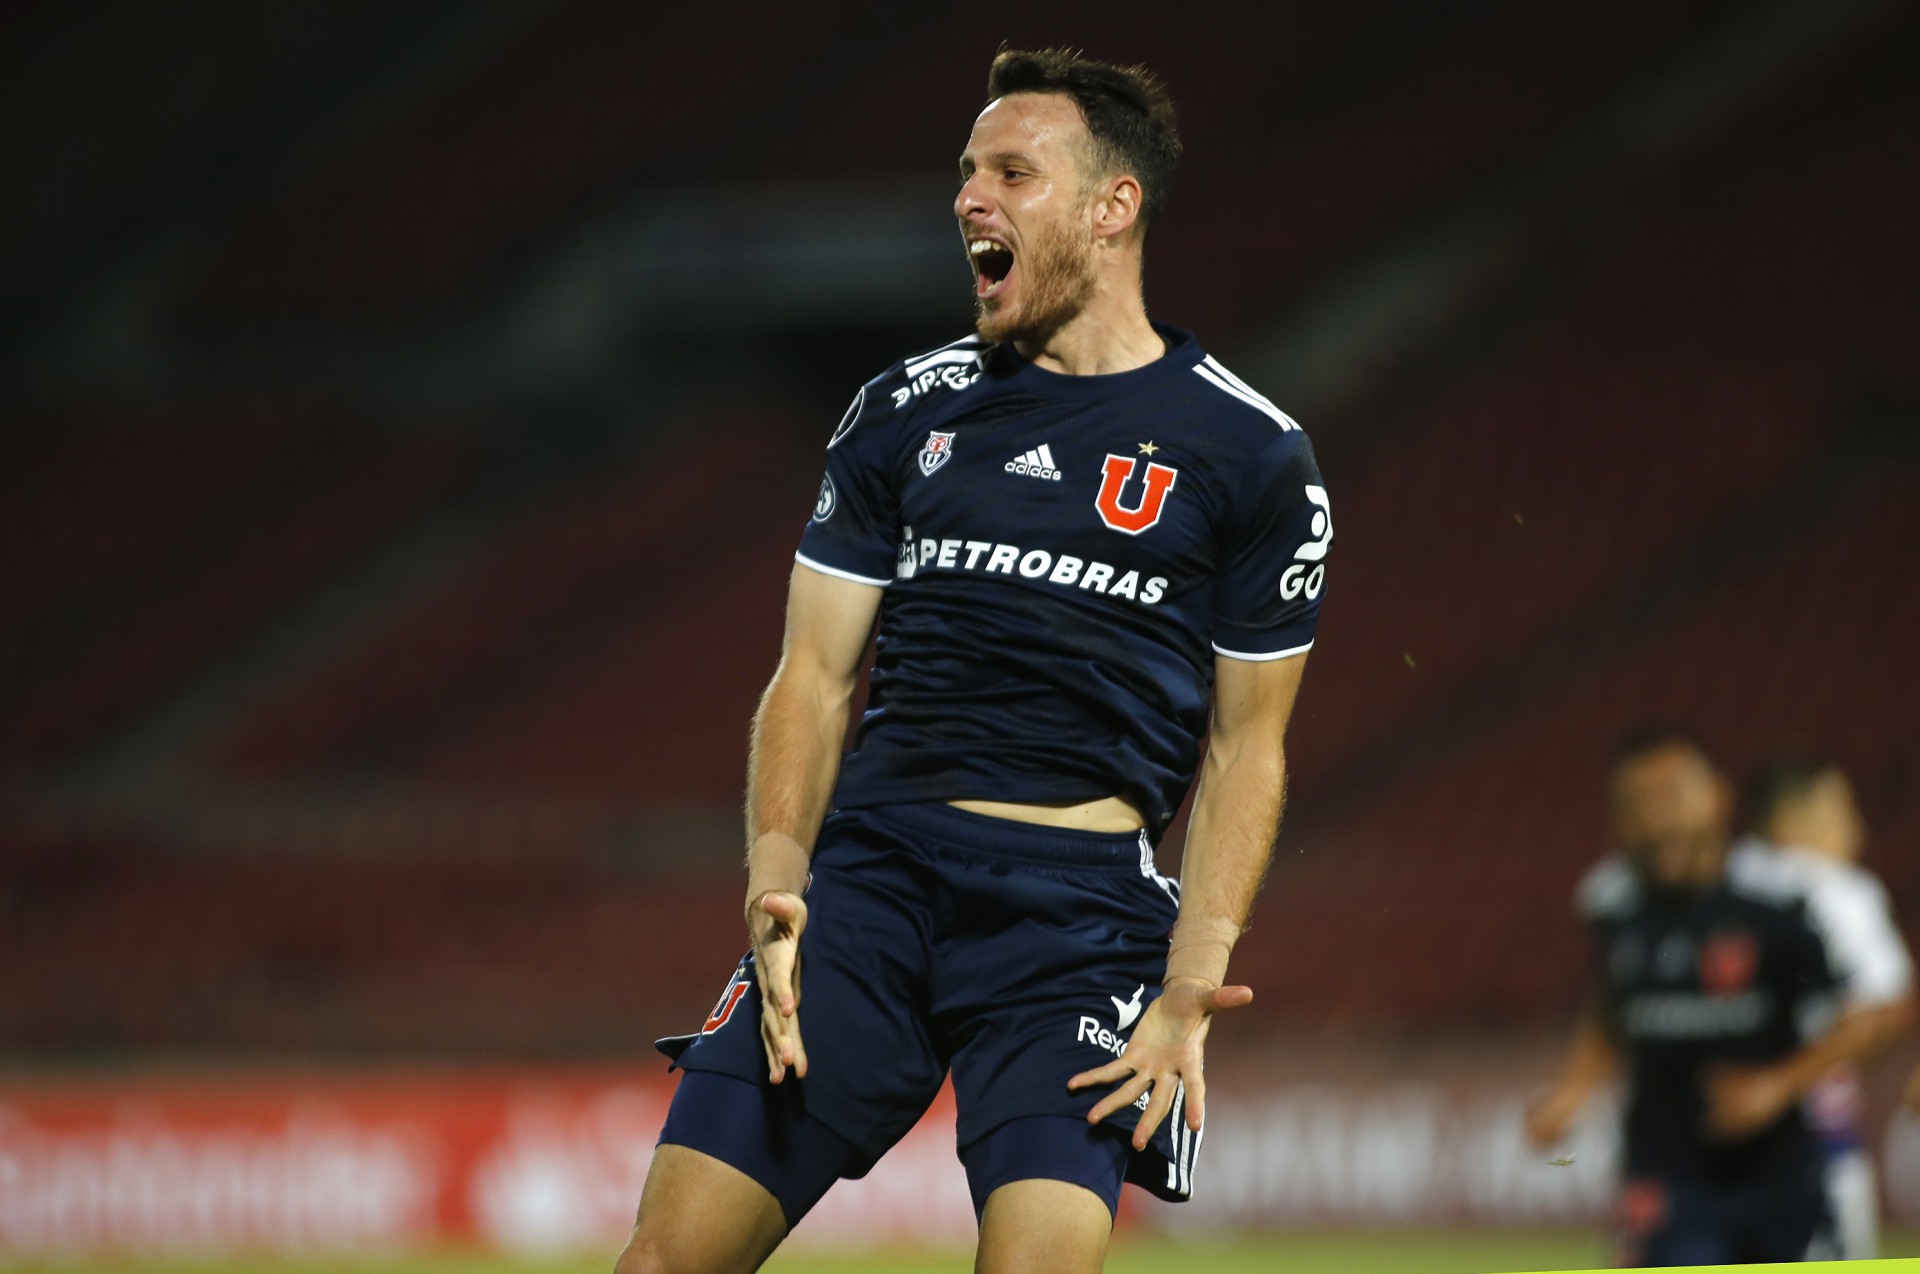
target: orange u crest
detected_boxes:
[1095,454,1179,534]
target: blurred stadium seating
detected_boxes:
[4,0,1914,1073]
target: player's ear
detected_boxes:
[1092,174,1142,243]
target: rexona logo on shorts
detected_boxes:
[1076,983,1145,1057]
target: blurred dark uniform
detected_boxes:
[1578,851,1843,1265]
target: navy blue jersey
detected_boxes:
[797,325,1328,836]
[1578,853,1844,1185]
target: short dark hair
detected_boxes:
[1741,754,1838,833]
[1611,724,1712,769]
[985,48,1182,231]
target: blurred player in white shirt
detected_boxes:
[1733,757,1915,1260]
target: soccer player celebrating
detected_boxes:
[614,49,1320,1274]
[1528,730,1898,1266]
[1731,757,1915,1259]
[615,49,1329,1274]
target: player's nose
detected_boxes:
[954,174,991,221]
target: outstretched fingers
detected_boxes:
[1182,1066,1208,1133]
[1068,980,1256,1145]
[755,965,807,1082]
[761,1008,807,1084]
[756,892,805,1015]
[1069,1058,1150,1127]
[1135,1068,1189,1150]
[750,891,808,1083]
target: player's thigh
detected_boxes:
[959,1112,1130,1223]
[974,1176,1113,1274]
[650,1069,890,1242]
[939,853,1189,1206]
[1619,1178,1727,1269]
[616,1144,785,1274]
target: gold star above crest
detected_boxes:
[1138,441,1160,455]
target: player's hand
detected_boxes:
[748,890,808,1084]
[1524,1085,1585,1150]
[1701,1062,1795,1139]
[1067,975,1252,1151]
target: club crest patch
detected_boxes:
[918,430,957,476]
[1095,453,1179,534]
[702,963,751,1035]
[1699,930,1758,996]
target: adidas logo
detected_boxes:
[1005,444,1063,481]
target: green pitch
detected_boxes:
[768,1230,1611,1273]
[21,1229,1920,1274]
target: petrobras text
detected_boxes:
[896,528,1168,604]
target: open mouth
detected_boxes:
[968,237,1015,299]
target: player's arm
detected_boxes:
[743,561,883,1083]
[1805,869,1918,1066]
[1705,1000,1914,1139]
[1853,990,1919,1056]
[1704,876,1917,1138]
[1527,990,1618,1148]
[1166,649,1306,987]
[1070,649,1306,1148]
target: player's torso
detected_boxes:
[1602,889,1803,1062]
[1602,887,1819,1177]
[811,329,1324,830]
[883,377,1253,620]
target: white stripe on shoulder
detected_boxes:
[1211,639,1313,662]
[1576,857,1639,919]
[794,551,893,588]
[1193,364,1297,430]
[826,386,866,448]
[1198,354,1305,429]
[1203,359,1301,428]
[905,337,988,377]
[904,349,984,376]
[1725,841,1818,906]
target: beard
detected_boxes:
[974,216,1099,345]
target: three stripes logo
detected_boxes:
[1006,443,1063,481]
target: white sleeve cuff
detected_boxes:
[795,551,893,588]
[1211,639,1313,662]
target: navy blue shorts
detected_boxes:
[1618,1167,1834,1266]
[655,802,1192,1228]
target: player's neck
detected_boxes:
[1647,834,1729,892]
[1014,287,1163,378]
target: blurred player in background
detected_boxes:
[1733,756,1915,1259]
[616,48,1329,1274]
[1528,729,1900,1266]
